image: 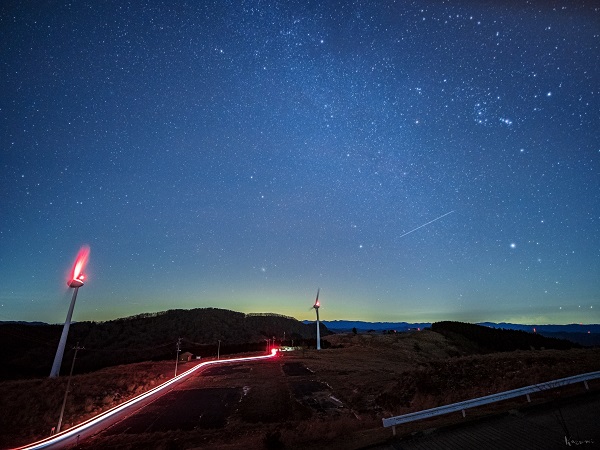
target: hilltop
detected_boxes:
[1,322,598,449]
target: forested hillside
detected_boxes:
[0,308,328,380]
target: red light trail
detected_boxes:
[69,245,89,286]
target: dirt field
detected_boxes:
[3,331,600,449]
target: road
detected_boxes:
[12,350,278,450]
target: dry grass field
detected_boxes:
[0,360,180,449]
[2,330,599,449]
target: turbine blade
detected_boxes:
[313,288,321,308]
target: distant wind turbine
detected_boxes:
[312,288,321,350]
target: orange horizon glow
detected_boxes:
[70,245,90,282]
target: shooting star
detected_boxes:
[398,210,455,238]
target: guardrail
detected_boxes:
[382,370,600,435]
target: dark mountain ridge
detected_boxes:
[314,320,431,331]
[317,320,600,346]
[0,308,328,380]
[318,320,599,333]
[431,321,581,352]
[477,321,600,334]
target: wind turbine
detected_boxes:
[312,288,321,350]
[50,246,90,378]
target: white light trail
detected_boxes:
[398,210,455,239]
[13,350,279,450]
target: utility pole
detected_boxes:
[174,338,181,377]
[56,343,83,433]
[217,340,221,360]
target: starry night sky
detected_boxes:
[1,1,599,325]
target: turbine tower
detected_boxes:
[50,246,90,378]
[312,288,321,350]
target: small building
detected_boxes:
[179,351,194,362]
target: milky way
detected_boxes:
[1,1,598,324]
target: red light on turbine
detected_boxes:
[68,245,90,287]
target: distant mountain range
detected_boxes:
[306,320,431,332]
[302,320,600,347]
[304,319,600,334]
[477,322,600,334]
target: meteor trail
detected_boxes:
[398,210,455,238]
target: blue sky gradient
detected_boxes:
[1,1,598,324]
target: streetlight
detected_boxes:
[217,340,221,360]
